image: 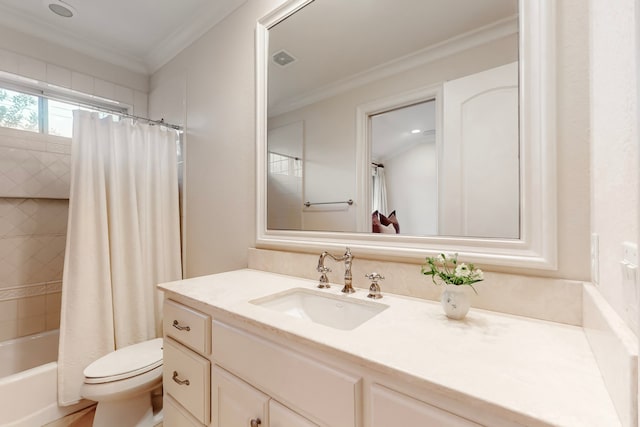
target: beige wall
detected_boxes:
[151,0,593,281]
[150,0,288,278]
[148,0,640,338]
[590,0,639,334]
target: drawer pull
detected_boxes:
[172,371,190,386]
[250,418,262,427]
[172,320,191,331]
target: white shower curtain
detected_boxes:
[58,111,182,405]
[372,165,388,215]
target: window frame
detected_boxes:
[0,77,131,138]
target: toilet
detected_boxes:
[81,338,164,427]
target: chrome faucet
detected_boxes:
[316,251,332,288]
[316,247,355,293]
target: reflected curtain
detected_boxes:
[372,164,388,215]
[58,111,182,405]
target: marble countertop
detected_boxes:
[158,269,620,427]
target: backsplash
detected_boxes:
[248,248,584,326]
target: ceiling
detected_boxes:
[267,0,517,160]
[0,0,248,74]
[371,100,436,161]
[268,0,517,110]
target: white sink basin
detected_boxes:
[250,288,388,331]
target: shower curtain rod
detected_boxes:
[55,95,184,131]
[109,111,183,131]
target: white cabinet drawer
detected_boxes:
[371,384,483,427]
[164,337,211,425]
[164,299,211,355]
[213,320,361,427]
[164,394,204,427]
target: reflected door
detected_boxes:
[441,62,519,238]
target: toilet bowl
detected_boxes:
[81,338,163,427]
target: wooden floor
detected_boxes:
[43,405,163,427]
[43,406,96,427]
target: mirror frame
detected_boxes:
[256,0,556,269]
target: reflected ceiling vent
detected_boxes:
[44,0,77,18]
[272,50,296,67]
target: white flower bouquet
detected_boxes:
[421,253,484,293]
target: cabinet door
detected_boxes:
[371,384,482,427]
[164,394,204,427]
[212,365,270,427]
[270,400,318,427]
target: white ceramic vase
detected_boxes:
[440,284,471,320]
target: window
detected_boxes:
[268,152,302,177]
[0,85,121,138]
[0,88,39,133]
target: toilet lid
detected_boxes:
[84,338,163,384]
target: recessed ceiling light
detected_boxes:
[411,129,421,134]
[44,0,76,18]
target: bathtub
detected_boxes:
[0,330,92,427]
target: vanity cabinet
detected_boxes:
[211,320,360,427]
[370,383,482,427]
[162,300,212,426]
[212,365,319,427]
[211,366,269,427]
[160,290,527,427]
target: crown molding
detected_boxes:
[0,0,247,76]
[0,4,148,74]
[268,15,518,117]
[145,0,248,74]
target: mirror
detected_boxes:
[256,0,556,269]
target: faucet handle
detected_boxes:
[365,272,384,299]
[317,266,331,289]
[365,272,384,283]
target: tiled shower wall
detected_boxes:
[0,127,70,341]
[0,47,150,342]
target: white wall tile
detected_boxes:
[114,84,134,106]
[0,236,66,288]
[18,295,45,318]
[17,56,46,81]
[0,320,17,341]
[45,312,60,330]
[0,299,17,321]
[71,72,94,95]
[133,90,148,117]
[94,78,115,100]
[46,142,71,155]
[0,146,70,198]
[17,315,45,336]
[0,49,19,74]
[46,64,72,89]
[0,133,45,152]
